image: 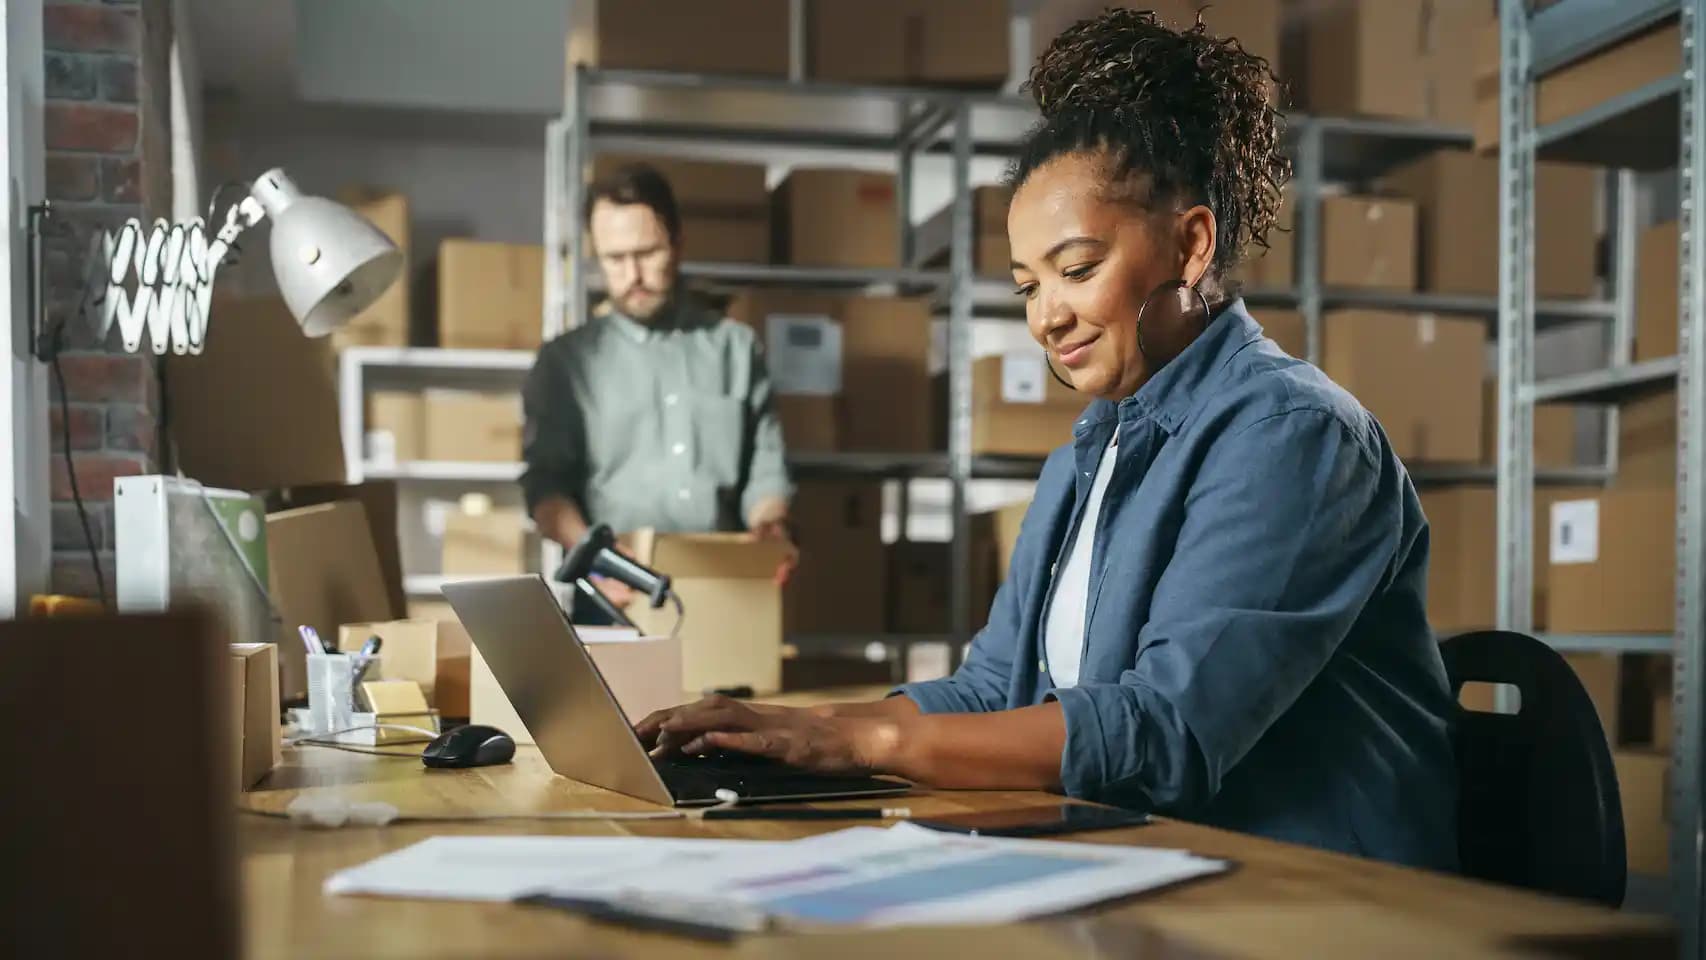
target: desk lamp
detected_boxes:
[32,167,401,358]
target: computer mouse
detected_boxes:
[422,724,516,769]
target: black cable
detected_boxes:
[49,346,109,608]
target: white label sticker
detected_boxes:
[364,430,397,468]
[1417,313,1437,346]
[1550,499,1600,565]
[423,500,452,538]
[1001,353,1047,404]
[765,314,842,396]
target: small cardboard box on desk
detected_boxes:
[626,530,794,696]
[471,625,683,745]
[230,643,282,791]
[337,620,472,719]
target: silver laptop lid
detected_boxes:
[441,575,674,806]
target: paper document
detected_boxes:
[324,835,780,902]
[626,823,1227,928]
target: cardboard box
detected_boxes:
[1614,749,1670,876]
[1566,652,1622,746]
[782,653,894,691]
[230,643,281,791]
[772,169,898,269]
[1379,152,1598,298]
[0,612,239,959]
[437,240,544,350]
[1321,195,1417,291]
[422,390,522,463]
[1034,1,1282,86]
[786,481,886,635]
[441,506,531,575]
[1618,654,1674,751]
[919,186,1014,278]
[887,510,1013,635]
[1321,311,1485,463]
[1547,488,1677,634]
[1424,0,1490,127]
[1474,18,1680,153]
[1481,380,1577,469]
[391,605,473,717]
[1290,0,1429,120]
[266,500,393,702]
[888,540,951,635]
[1422,485,1603,635]
[1636,221,1678,363]
[470,629,684,744]
[265,481,408,622]
[593,154,770,264]
[728,292,933,453]
[774,395,839,453]
[168,296,345,492]
[366,391,424,466]
[567,0,790,77]
[625,531,793,694]
[1617,390,1677,490]
[811,0,1009,87]
[1262,309,1307,360]
[841,298,933,452]
[967,354,1086,457]
[1237,189,1294,290]
[336,619,470,714]
[332,188,411,349]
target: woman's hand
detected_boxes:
[634,695,904,777]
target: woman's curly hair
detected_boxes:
[1011,8,1290,283]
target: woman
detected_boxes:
[638,10,1458,870]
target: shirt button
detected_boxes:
[664,394,678,406]
[677,488,691,501]
[1038,659,1047,672]
[672,442,686,456]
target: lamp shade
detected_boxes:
[251,168,402,337]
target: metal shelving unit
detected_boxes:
[1495,0,1702,943]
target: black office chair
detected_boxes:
[1440,629,1626,907]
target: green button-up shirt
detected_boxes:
[521,297,792,534]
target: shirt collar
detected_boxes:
[602,295,714,343]
[1075,298,1264,436]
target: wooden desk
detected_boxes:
[240,729,1673,959]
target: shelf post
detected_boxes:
[947,100,975,671]
[1495,0,1536,640]
[1673,0,1706,947]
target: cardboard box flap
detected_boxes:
[630,530,793,580]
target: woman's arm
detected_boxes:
[636,695,1065,790]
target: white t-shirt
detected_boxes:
[1043,435,1118,688]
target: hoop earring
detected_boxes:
[1043,349,1075,389]
[1135,279,1212,365]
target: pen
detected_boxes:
[699,807,911,822]
[357,635,383,659]
[298,625,325,656]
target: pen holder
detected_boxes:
[307,652,355,737]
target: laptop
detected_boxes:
[442,575,909,806]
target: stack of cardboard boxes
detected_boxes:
[1285,0,1483,126]
[567,0,1012,87]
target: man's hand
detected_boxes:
[746,496,791,542]
[635,695,904,777]
[593,576,634,608]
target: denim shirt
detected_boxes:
[897,301,1459,871]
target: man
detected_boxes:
[522,163,792,610]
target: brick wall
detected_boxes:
[42,0,171,598]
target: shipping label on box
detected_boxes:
[1001,354,1048,404]
[766,314,842,396]
[1550,499,1600,565]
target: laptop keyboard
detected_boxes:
[654,752,906,804]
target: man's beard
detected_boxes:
[616,286,671,321]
